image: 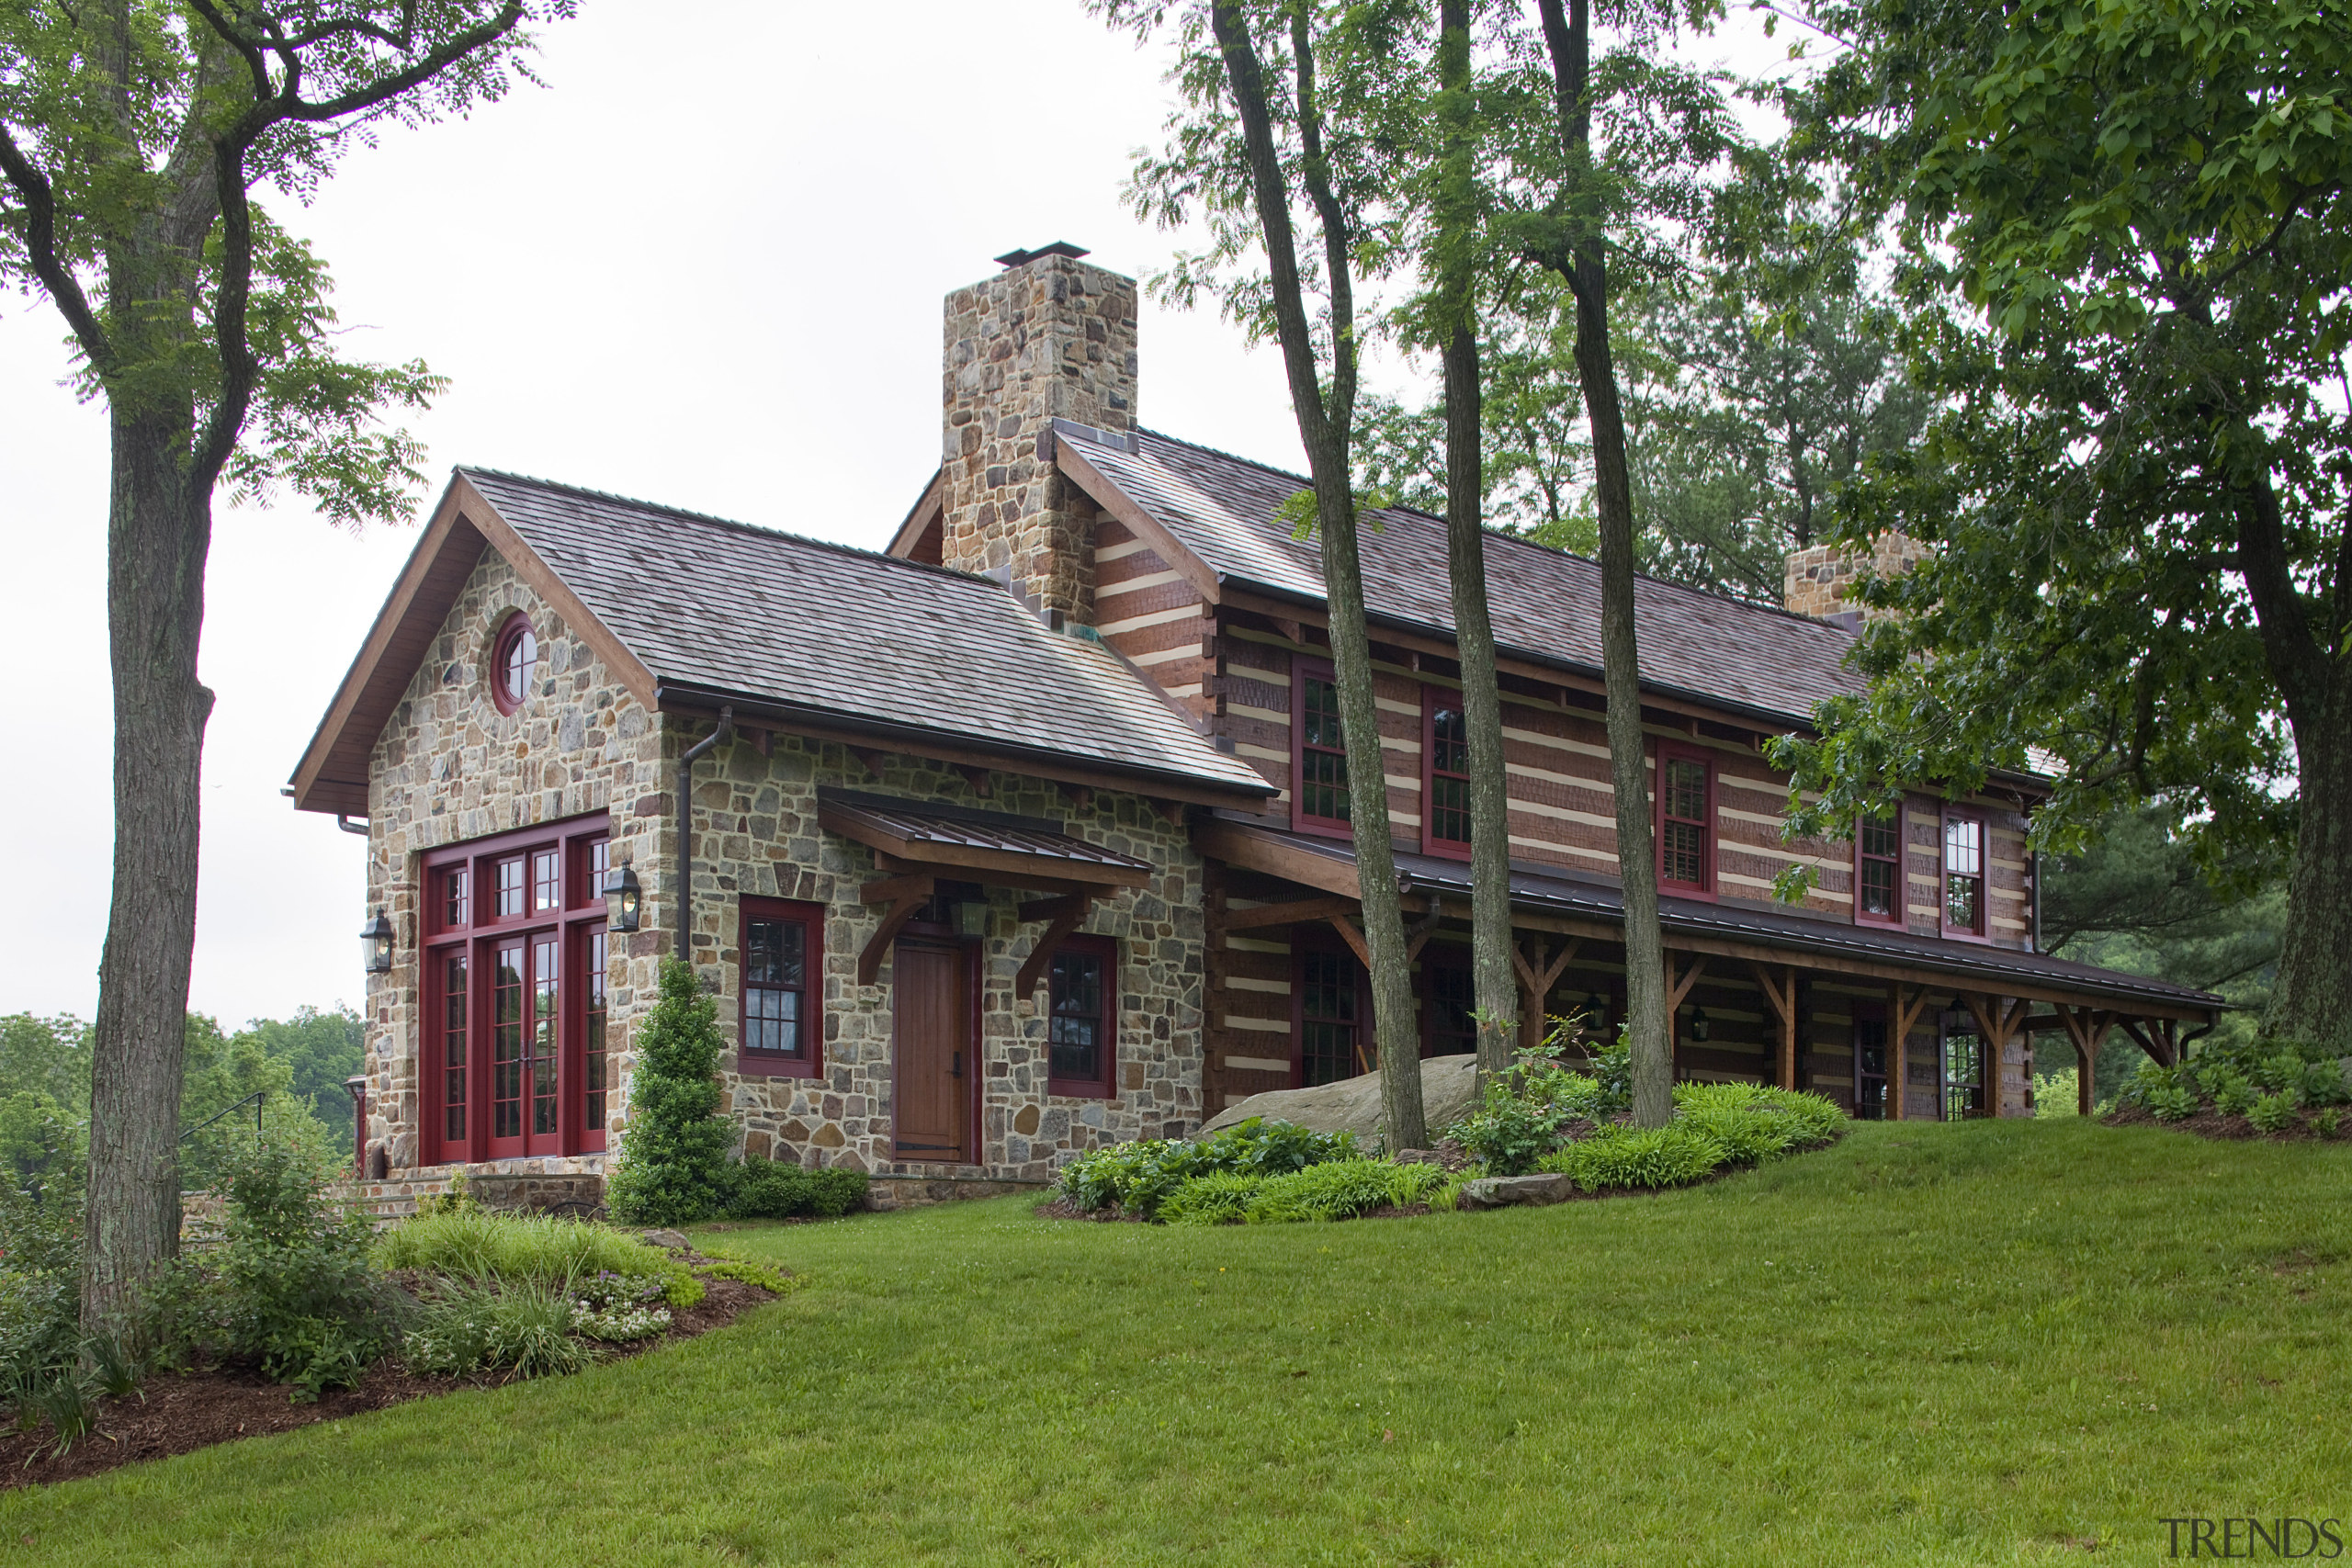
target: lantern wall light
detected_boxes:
[605,862,643,932]
[361,908,394,974]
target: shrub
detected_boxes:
[2145,1084,2200,1122]
[214,1141,392,1401]
[1241,1160,1444,1223]
[568,1273,673,1343]
[1672,1082,1845,1161]
[724,1158,869,1220]
[700,1258,798,1294]
[402,1280,600,1379]
[376,1210,699,1305]
[1057,1118,1359,1217]
[1156,1171,1265,1226]
[2247,1090,2301,1134]
[1582,1031,1634,1119]
[2209,1073,2256,1118]
[2315,1108,2343,1139]
[1447,1080,1562,1176]
[1543,1123,1727,1192]
[605,959,733,1226]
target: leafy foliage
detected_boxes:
[2115,1038,2351,1134]
[605,961,734,1226]
[375,1210,697,1306]
[402,1279,600,1380]
[1159,1160,1446,1226]
[210,1141,394,1400]
[1057,1118,1362,1219]
[1541,1123,1727,1191]
[722,1159,869,1222]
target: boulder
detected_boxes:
[1199,1054,1482,1148]
[639,1229,693,1251]
[1455,1173,1574,1210]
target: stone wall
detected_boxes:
[361,544,665,1178]
[941,252,1138,623]
[1783,533,1931,620]
[679,737,1207,1181]
[361,538,1209,1185]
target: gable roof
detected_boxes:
[1050,422,1868,729]
[289,468,1273,815]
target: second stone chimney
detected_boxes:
[1784,533,1930,624]
[941,243,1138,625]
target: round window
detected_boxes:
[491,614,537,714]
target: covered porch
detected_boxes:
[1195,817,2221,1121]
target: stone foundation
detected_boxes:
[864,1176,1050,1212]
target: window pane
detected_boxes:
[1430,774,1469,845]
[532,936,560,1135]
[1301,747,1350,824]
[744,917,806,1056]
[1304,677,1343,749]
[1944,1030,1984,1120]
[1944,817,1982,877]
[492,945,525,1139]
[1300,951,1359,1086]
[1426,964,1475,1057]
[443,953,469,1143]
[583,931,607,1133]
[1861,813,1899,860]
[445,867,470,930]
[496,858,526,919]
[1946,874,1981,932]
[1860,857,1897,917]
[1431,705,1467,775]
[1663,820,1705,887]
[1666,759,1708,823]
[533,851,560,913]
[503,626,537,705]
[586,839,610,903]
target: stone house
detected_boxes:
[289,243,2217,1206]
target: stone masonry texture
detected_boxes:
[1783,533,1931,620]
[941,253,1138,623]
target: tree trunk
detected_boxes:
[1536,0,1672,1125]
[83,408,213,1329]
[1443,325,1519,1080]
[1571,254,1673,1127]
[1436,0,1519,1085]
[2263,672,2352,1052]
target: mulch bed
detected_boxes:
[2102,1103,2346,1143]
[0,1269,781,1492]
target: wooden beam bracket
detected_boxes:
[1222,895,1361,932]
[856,873,936,986]
[1015,892,1098,999]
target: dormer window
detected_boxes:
[492,613,537,715]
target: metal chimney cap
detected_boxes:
[994,242,1091,267]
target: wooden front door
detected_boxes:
[893,940,973,1163]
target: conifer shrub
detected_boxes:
[606,959,733,1226]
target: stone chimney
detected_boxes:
[941,243,1138,625]
[1784,533,1930,623]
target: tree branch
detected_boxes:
[1289,5,1353,433]
[0,122,114,375]
[280,4,525,122]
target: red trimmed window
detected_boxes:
[1421,958,1476,1058]
[1292,660,1351,836]
[1941,810,1987,938]
[1046,934,1117,1099]
[740,897,824,1078]
[1655,744,1715,896]
[1856,810,1904,928]
[491,613,537,715]
[421,812,611,1163]
[1295,944,1364,1087]
[1422,688,1471,858]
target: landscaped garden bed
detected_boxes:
[2104,1038,2351,1141]
[1051,1034,1846,1224]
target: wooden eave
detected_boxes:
[1052,440,1226,604]
[884,468,944,560]
[287,471,659,817]
[817,800,1152,889]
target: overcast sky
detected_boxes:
[0,0,1786,1031]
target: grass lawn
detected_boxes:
[6,1119,2346,1565]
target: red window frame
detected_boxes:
[1292,939,1368,1087]
[1420,685,1472,861]
[1939,808,1990,941]
[420,810,611,1164]
[1044,933,1118,1100]
[1854,809,1905,929]
[739,897,825,1079]
[490,611,537,716]
[1290,658,1352,839]
[1653,741,1717,899]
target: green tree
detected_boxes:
[0,1015,91,1113]
[0,0,571,1326]
[233,1007,364,1130]
[1778,0,2352,1050]
[1106,0,1430,1147]
[606,960,733,1227]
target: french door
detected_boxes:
[423,812,610,1165]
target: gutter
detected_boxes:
[674,706,734,963]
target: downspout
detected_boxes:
[673,707,735,964]
[336,815,368,836]
[2028,849,2041,954]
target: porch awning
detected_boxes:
[1194,813,2222,1023]
[819,789,1152,890]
